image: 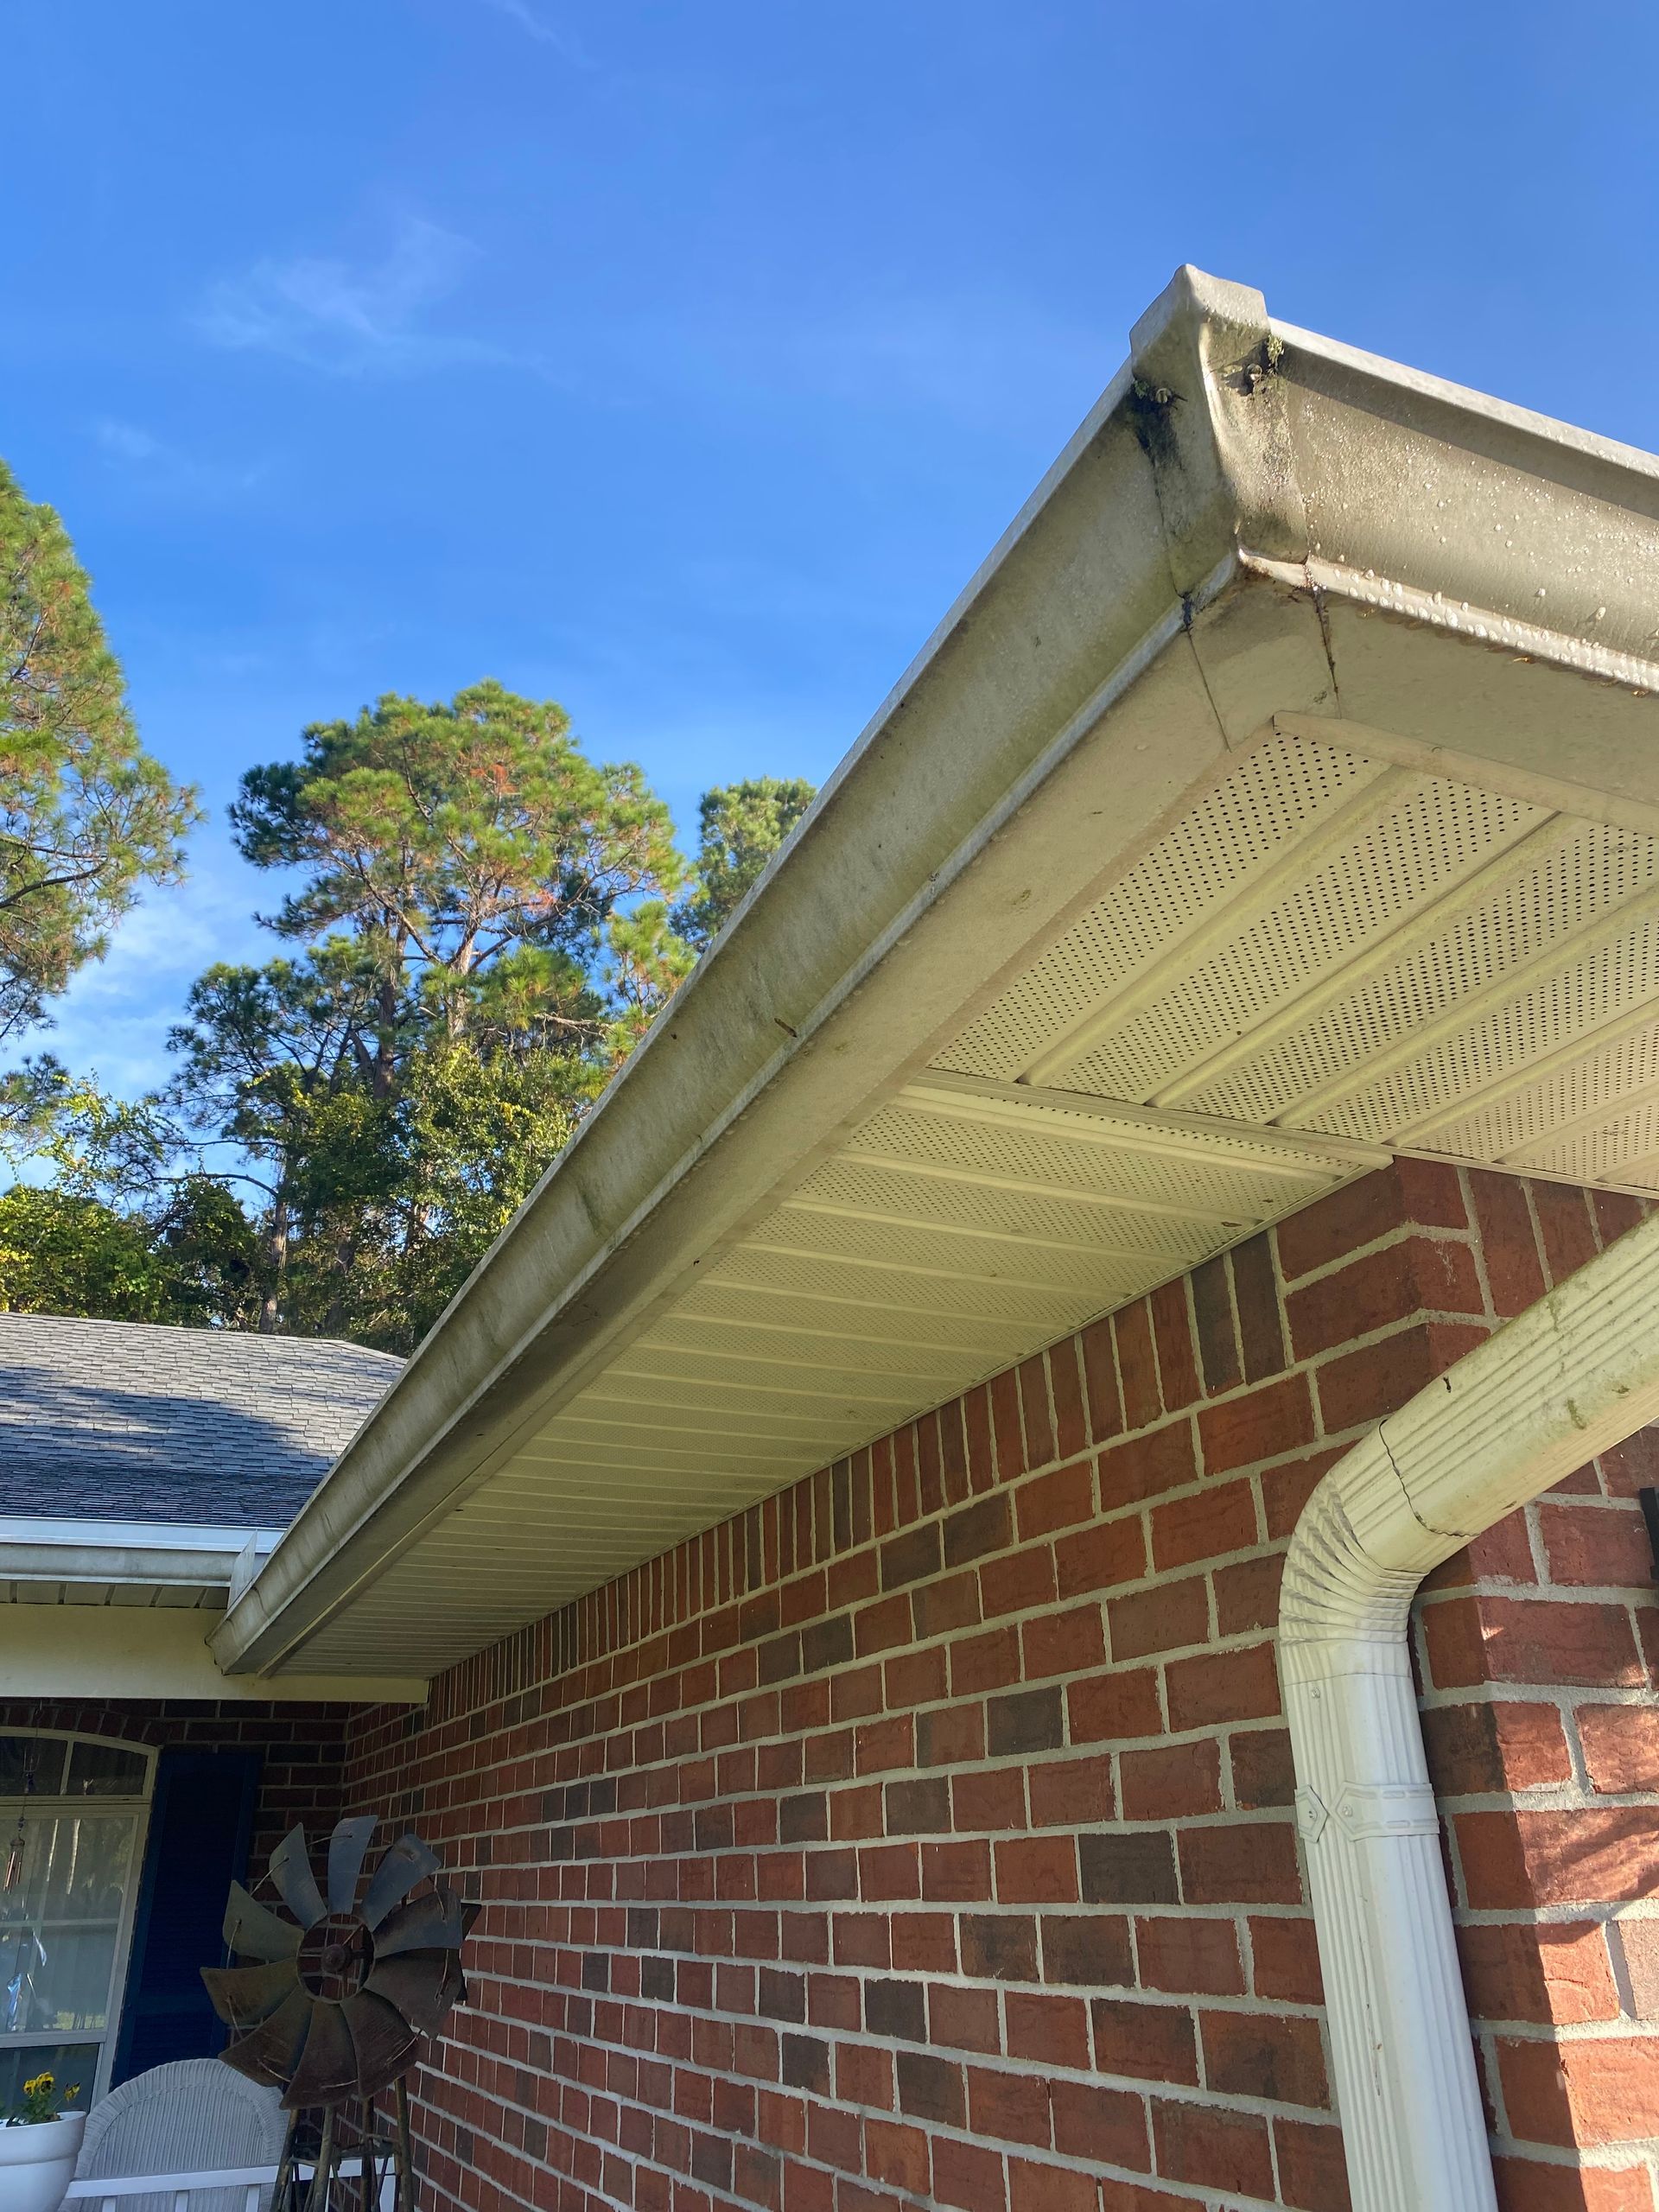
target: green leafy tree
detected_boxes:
[671,777,815,950]
[1,460,200,1045]
[229,680,682,1071]
[0,1185,197,1323]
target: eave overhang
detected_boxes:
[214,267,1659,1683]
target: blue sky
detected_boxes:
[4,0,1656,1097]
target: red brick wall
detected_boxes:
[0,1697,353,1866]
[346,1163,1659,2212]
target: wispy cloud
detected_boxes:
[475,0,596,65]
[194,217,503,376]
[92,417,269,498]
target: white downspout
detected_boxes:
[1281,1205,1659,2212]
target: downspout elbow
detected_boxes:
[1280,1203,1659,2212]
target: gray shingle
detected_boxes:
[0,1313,401,1527]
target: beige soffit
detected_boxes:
[215,267,1659,1681]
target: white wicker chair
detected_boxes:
[72,2061,286,2212]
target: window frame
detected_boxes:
[0,1730,156,2105]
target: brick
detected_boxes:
[1215,1551,1284,1635]
[1424,1594,1641,1689]
[1050,2080,1149,2170]
[1491,2157,1654,2212]
[1179,1820,1302,1905]
[1531,1179,1600,1285]
[1230,1726,1295,1810]
[1287,1239,1425,1357]
[1274,2119,1352,2212]
[1150,1478,1256,1570]
[1014,1459,1095,1539]
[967,2067,1052,2148]
[1421,1700,1573,1794]
[981,1546,1058,1618]
[1115,1301,1160,1429]
[1039,1911,1133,1987]
[1580,1704,1659,1794]
[1077,1317,1122,1443]
[1096,1421,1195,1511]
[953,1764,1027,1833]
[1459,1808,1659,1909]
[1078,1829,1179,1904]
[1317,1319,1486,1432]
[1539,1500,1650,1587]
[1027,1754,1111,1828]
[1108,1573,1208,1660]
[880,1522,941,1591]
[1150,2098,1274,2198]
[1007,2164,1096,2212]
[987,1685,1064,1755]
[1020,1603,1105,1681]
[995,1834,1077,1904]
[1067,1667,1165,1743]
[1191,1253,1241,1394]
[1149,1279,1199,1412]
[1005,1990,1090,2068]
[1468,1167,1548,1317]
[1275,1166,1409,1279]
[1135,1914,1243,1995]
[1017,1355,1057,1471]
[1054,1517,1147,1597]
[1497,2032,1659,2147]
[1231,1230,1287,1382]
[894,2049,964,2127]
[863,1978,925,2041]
[1198,1373,1315,1475]
[931,2140,1007,2212]
[1089,1997,1197,2084]
[1249,1916,1325,2005]
[1120,1738,1221,1821]
[1200,2007,1328,2107]
[864,2118,928,2196]
[1165,1639,1281,1729]
[960,1915,1039,1982]
[945,1493,1012,1568]
[929,1981,1001,2053]
[1048,1342,1087,1461]
[1457,1920,1620,2026]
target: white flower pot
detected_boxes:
[0,2112,86,2212]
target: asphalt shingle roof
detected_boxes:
[0,1313,402,1528]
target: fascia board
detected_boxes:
[0,1604,423,1705]
[215,281,1276,1680]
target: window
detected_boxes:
[0,1733,154,2113]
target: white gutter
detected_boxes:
[1281,1206,1659,2212]
[0,1515,284,1591]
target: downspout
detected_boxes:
[1281,1205,1659,2212]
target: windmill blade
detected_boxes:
[360,1833,441,1930]
[221,1984,314,2089]
[363,1948,464,2039]
[224,1881,301,1963]
[327,1815,378,1916]
[370,1886,467,1959]
[461,1900,481,1938]
[201,1958,300,2031]
[342,1989,423,2098]
[283,1996,359,2111]
[269,1825,327,1932]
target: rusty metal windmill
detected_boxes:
[202,1816,479,2212]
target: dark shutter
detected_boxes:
[111,1748,261,2084]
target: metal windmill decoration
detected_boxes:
[202,1815,479,2212]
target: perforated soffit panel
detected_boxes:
[293,726,1659,1672]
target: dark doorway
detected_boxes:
[111,1748,261,2084]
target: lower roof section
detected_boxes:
[215,268,1659,1686]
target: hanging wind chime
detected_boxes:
[203,1815,479,2212]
